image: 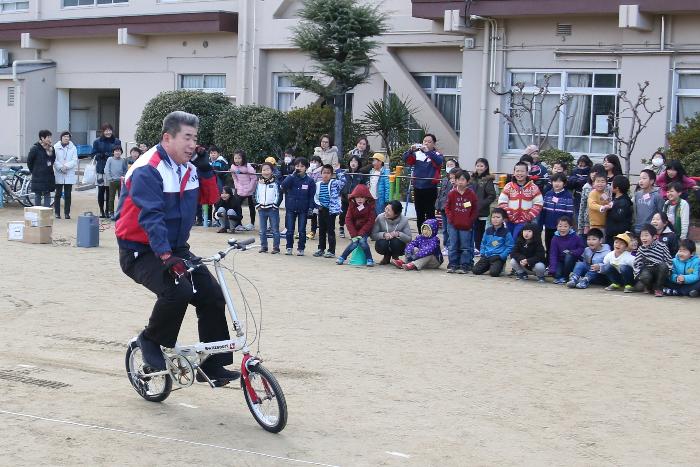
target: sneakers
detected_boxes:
[379,255,391,265]
[605,283,621,291]
[285,248,293,255]
[441,247,449,257]
[271,248,280,254]
[575,278,590,289]
[516,273,528,280]
[323,251,335,258]
[244,223,255,231]
[217,227,228,233]
[366,259,375,267]
[537,276,546,283]
[553,278,567,285]
[403,262,417,271]
[296,249,305,256]
[313,250,324,257]
[391,258,404,269]
[690,289,699,298]
[336,257,345,265]
[137,332,166,371]
[456,268,466,275]
[234,225,246,232]
[339,226,345,238]
[566,275,579,289]
[624,285,633,293]
[446,266,456,274]
[654,289,664,297]
[259,248,268,254]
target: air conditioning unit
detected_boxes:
[0,49,9,67]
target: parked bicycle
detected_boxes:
[124,237,288,433]
[0,156,33,207]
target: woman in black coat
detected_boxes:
[91,123,122,218]
[27,130,56,207]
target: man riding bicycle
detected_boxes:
[115,111,239,385]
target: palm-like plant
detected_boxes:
[359,94,419,161]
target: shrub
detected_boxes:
[135,91,232,147]
[666,115,700,218]
[539,148,574,169]
[214,105,290,164]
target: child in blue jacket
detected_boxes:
[664,239,700,297]
[541,172,574,260]
[281,157,316,255]
[566,228,611,289]
[313,164,346,258]
[368,153,390,215]
[473,208,514,277]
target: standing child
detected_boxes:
[510,222,547,282]
[601,232,635,293]
[281,148,296,183]
[568,155,592,223]
[255,162,283,253]
[470,158,497,254]
[663,182,690,240]
[281,157,316,256]
[577,164,608,234]
[306,155,324,240]
[435,159,459,252]
[339,155,366,239]
[368,153,389,215]
[104,145,128,219]
[541,172,575,259]
[651,212,679,257]
[473,208,514,277]
[664,239,700,297]
[444,170,478,274]
[566,228,611,289]
[497,161,543,239]
[214,186,243,233]
[633,169,664,233]
[127,147,141,168]
[209,145,229,191]
[549,215,585,284]
[604,175,633,247]
[230,149,258,230]
[313,164,346,258]
[391,218,443,271]
[586,171,610,234]
[337,184,376,266]
[634,223,672,297]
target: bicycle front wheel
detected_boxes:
[12,175,33,207]
[125,340,172,402]
[242,364,287,433]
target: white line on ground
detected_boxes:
[0,409,340,467]
[386,451,411,458]
[178,403,199,409]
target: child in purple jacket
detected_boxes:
[549,215,585,284]
[391,218,443,271]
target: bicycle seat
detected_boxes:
[9,165,22,171]
[18,168,30,175]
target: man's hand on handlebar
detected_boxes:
[162,255,186,281]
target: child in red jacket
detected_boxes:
[445,170,478,273]
[337,184,376,267]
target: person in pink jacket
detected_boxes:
[230,149,258,229]
[655,160,697,199]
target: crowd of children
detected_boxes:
[147,138,698,299]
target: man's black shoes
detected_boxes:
[196,365,241,386]
[137,331,166,371]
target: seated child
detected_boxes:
[473,208,514,277]
[541,172,574,259]
[651,212,678,257]
[391,218,443,271]
[662,182,690,240]
[509,222,547,282]
[549,215,585,284]
[337,184,376,267]
[601,232,635,293]
[566,228,611,289]
[214,186,243,233]
[633,223,673,297]
[663,239,700,297]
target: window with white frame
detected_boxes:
[675,72,700,125]
[412,74,461,133]
[178,74,226,93]
[274,75,303,112]
[505,70,620,155]
[1,0,29,11]
[63,0,127,6]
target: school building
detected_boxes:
[0,0,699,173]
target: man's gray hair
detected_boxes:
[161,111,199,138]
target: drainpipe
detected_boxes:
[660,15,665,51]
[477,20,490,160]
[12,59,54,161]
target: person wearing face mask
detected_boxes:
[281,148,295,182]
[305,155,324,240]
[646,151,666,176]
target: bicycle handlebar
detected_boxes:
[184,238,256,272]
[0,156,18,165]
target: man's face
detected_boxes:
[162,125,197,165]
[422,136,435,152]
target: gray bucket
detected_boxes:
[77,211,99,248]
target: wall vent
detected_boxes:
[556,24,573,36]
[7,87,15,107]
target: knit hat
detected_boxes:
[614,232,631,246]
[265,156,277,165]
[523,145,539,156]
[371,153,385,163]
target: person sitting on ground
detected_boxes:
[510,222,546,282]
[444,170,479,274]
[497,161,543,239]
[651,212,678,257]
[541,172,575,261]
[255,162,283,253]
[601,232,636,293]
[337,184,376,267]
[371,200,412,265]
[214,186,243,233]
[634,223,673,297]
[566,228,611,289]
[663,239,700,297]
[391,218,443,271]
[604,175,633,247]
[549,215,585,285]
[313,163,346,258]
[633,169,665,233]
[473,208,513,277]
[662,182,690,240]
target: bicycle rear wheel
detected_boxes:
[12,175,33,207]
[242,364,287,433]
[125,340,172,402]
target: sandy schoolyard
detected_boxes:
[0,190,698,466]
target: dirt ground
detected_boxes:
[0,190,699,467]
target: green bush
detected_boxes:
[135,91,232,147]
[214,105,290,164]
[539,148,574,169]
[666,115,700,219]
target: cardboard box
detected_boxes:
[24,206,54,227]
[7,221,24,241]
[23,225,52,244]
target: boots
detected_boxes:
[379,254,391,265]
